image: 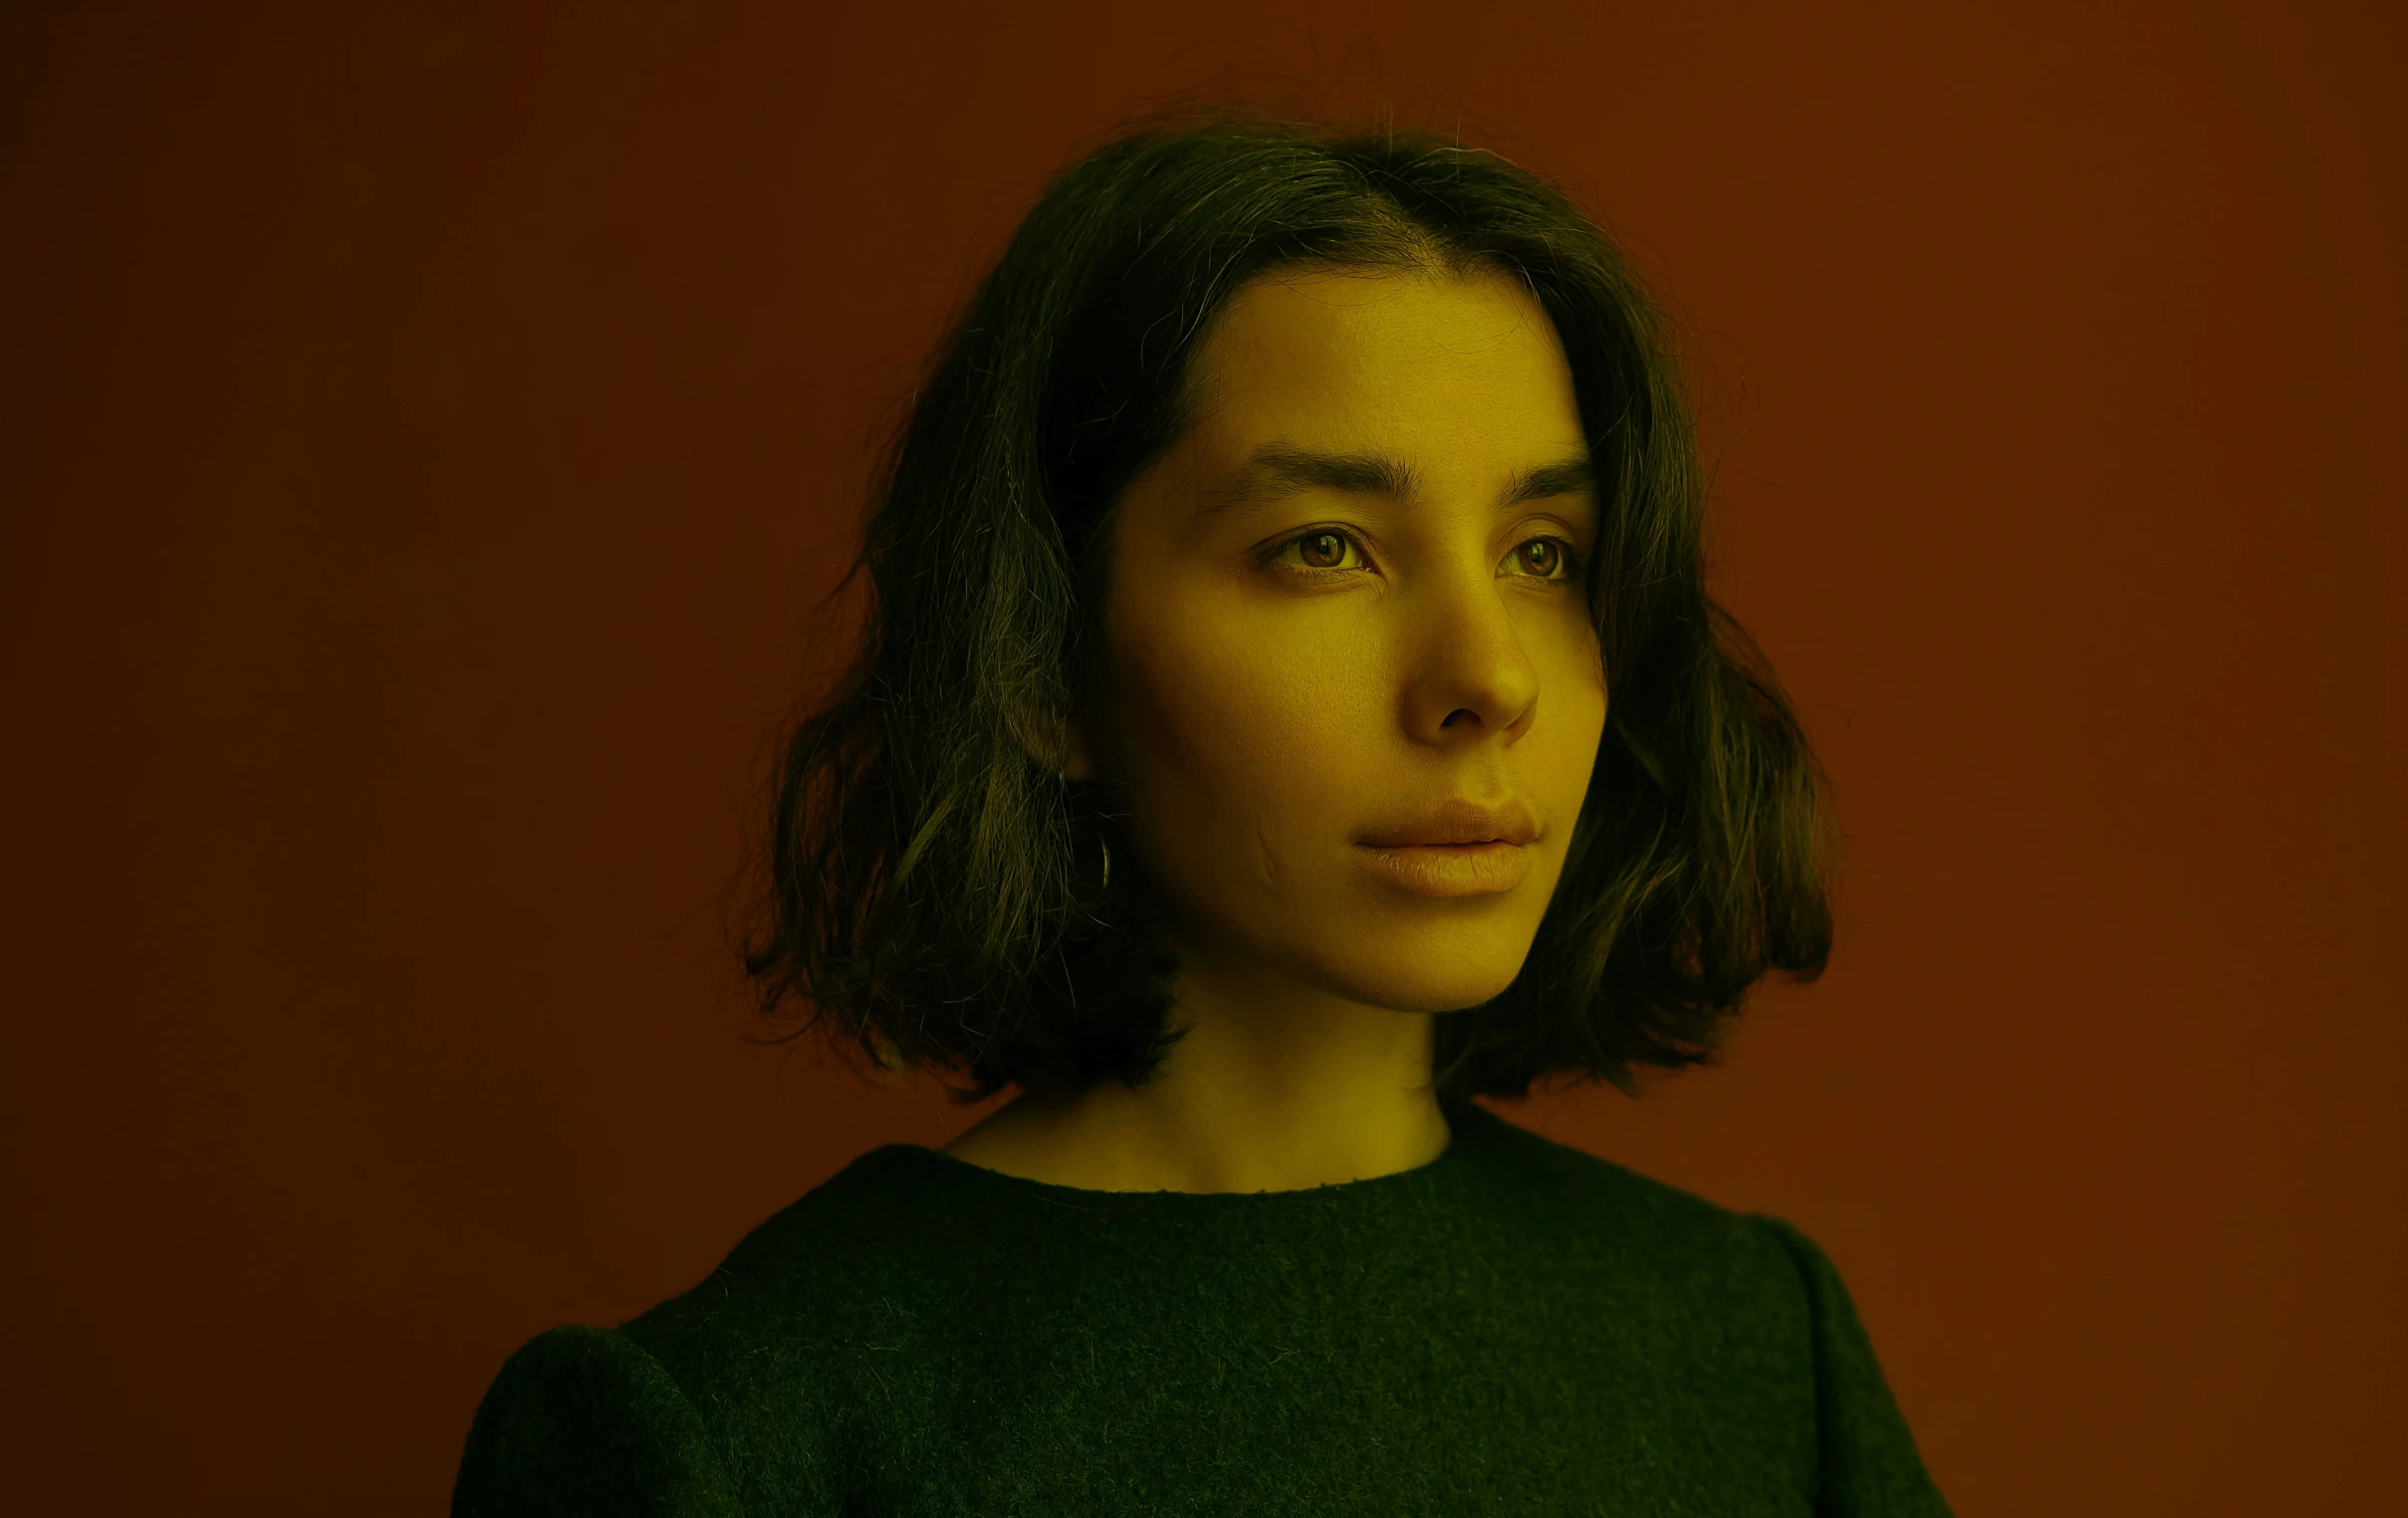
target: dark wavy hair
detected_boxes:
[746,109,1832,1107]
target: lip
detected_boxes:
[1355,797,1540,850]
[1352,798,1542,898]
[1353,841,1531,897]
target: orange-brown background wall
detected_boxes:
[3,3,2400,1512]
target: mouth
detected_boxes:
[1355,796,1540,850]
[1351,798,1541,897]
[1352,839,1532,897]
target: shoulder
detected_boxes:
[451,1325,740,1517]
[452,1149,949,1514]
[1456,1109,1953,1513]
[1449,1104,1862,1370]
[600,1143,993,1422]
[1452,1102,1805,1288]
[624,1143,967,1338]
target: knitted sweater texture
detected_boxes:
[451,1103,1951,1516]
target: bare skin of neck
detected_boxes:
[941,932,1453,1194]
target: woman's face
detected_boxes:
[1078,265,1608,1015]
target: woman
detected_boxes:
[453,111,1952,1516]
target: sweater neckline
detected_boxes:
[876,1101,1503,1208]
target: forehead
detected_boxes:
[1183,267,1584,460]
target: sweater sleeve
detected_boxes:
[450,1325,743,1518]
[1752,1216,1954,1518]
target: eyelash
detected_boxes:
[1266,528,1586,583]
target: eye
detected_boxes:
[1502,536,1578,581]
[1274,530,1365,573]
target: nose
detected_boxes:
[1399,567,1542,746]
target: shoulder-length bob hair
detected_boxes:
[748,110,1831,1107]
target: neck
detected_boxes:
[942,940,1452,1193]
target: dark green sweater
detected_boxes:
[453,1103,1950,1515]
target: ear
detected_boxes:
[1059,713,1098,782]
[1009,699,1100,783]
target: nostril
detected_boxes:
[1440,708,1478,728]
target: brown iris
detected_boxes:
[1300,532,1347,569]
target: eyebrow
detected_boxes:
[1197,444,1596,517]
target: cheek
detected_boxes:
[1106,596,1384,871]
[1532,632,1609,828]
[1539,627,1610,765]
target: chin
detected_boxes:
[1293,938,1536,1014]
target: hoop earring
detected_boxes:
[1097,831,1111,894]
